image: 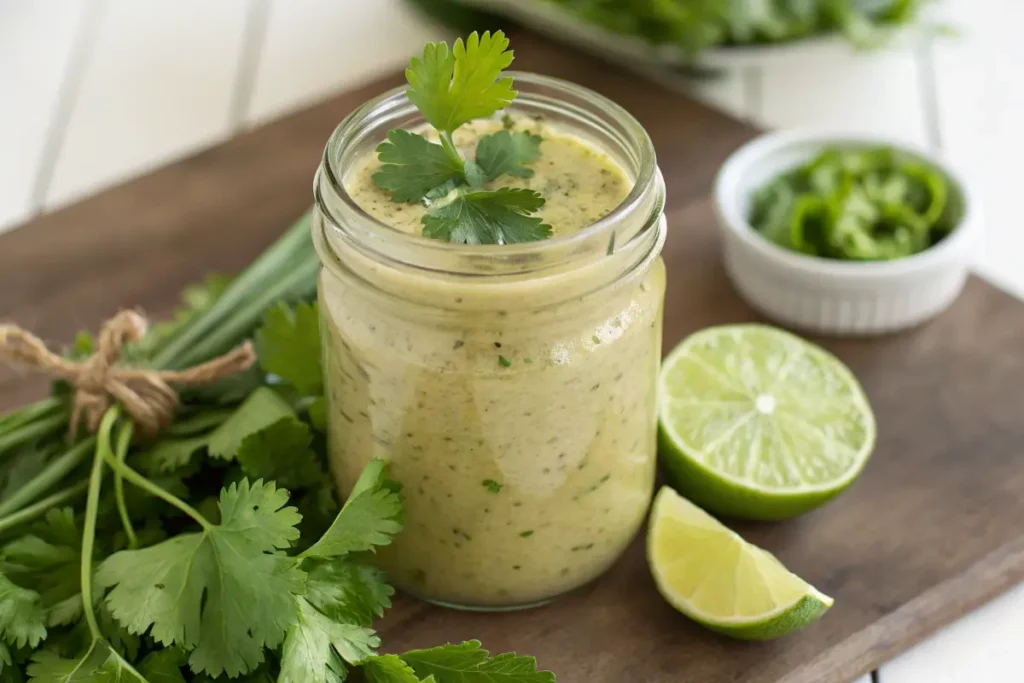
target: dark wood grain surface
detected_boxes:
[2,34,1023,683]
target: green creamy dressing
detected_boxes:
[345,117,629,236]
[321,114,665,608]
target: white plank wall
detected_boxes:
[0,1,86,228]
[1,1,1021,680]
[247,0,446,126]
[43,0,252,209]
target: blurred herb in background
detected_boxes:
[405,0,504,33]
[406,0,937,58]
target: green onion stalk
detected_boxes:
[0,211,319,528]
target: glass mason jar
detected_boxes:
[312,73,667,611]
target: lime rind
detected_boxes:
[658,324,876,520]
[699,592,833,641]
[658,424,867,519]
[647,487,833,640]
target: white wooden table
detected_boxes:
[2,1,1021,680]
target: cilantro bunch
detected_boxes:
[0,214,555,680]
[372,31,553,245]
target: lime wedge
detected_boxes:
[647,486,833,640]
[659,324,875,520]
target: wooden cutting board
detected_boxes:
[2,34,1023,683]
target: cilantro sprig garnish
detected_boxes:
[372,31,552,245]
[423,188,550,245]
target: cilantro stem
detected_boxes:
[0,436,95,517]
[100,439,213,532]
[0,479,88,536]
[110,422,138,549]
[81,408,118,638]
[438,130,466,176]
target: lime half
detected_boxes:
[648,486,833,640]
[659,324,875,520]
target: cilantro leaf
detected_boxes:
[98,601,141,661]
[207,387,296,459]
[2,509,82,628]
[303,559,393,627]
[138,389,297,474]
[191,666,276,683]
[104,475,190,532]
[28,638,147,683]
[97,479,305,678]
[237,418,325,490]
[164,409,232,438]
[462,161,489,189]
[301,460,402,560]
[406,31,515,134]
[0,573,46,649]
[255,302,323,396]
[138,648,188,683]
[47,597,82,629]
[2,529,78,579]
[138,435,207,475]
[373,130,467,203]
[362,654,421,683]
[242,556,395,683]
[231,668,278,683]
[277,475,400,683]
[263,552,393,681]
[400,640,556,683]
[374,32,553,246]
[422,189,551,245]
[295,485,341,549]
[278,597,378,683]
[475,131,542,182]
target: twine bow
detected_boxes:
[0,310,256,438]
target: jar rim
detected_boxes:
[314,71,662,277]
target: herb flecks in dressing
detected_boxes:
[348,116,630,238]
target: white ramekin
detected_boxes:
[713,130,981,336]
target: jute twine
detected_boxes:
[0,310,256,438]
